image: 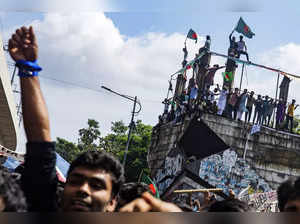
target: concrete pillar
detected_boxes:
[174,74,186,101]
[196,52,211,96]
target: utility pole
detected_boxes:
[101,86,141,169]
[123,96,137,168]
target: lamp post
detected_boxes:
[101,86,141,169]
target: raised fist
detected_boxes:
[8,26,38,62]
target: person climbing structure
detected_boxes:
[204,64,226,92]
[228,31,238,57]
[182,43,188,68]
[237,35,250,62]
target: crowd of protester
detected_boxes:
[1,26,300,213]
[160,82,298,133]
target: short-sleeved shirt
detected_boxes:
[237,40,246,51]
[205,40,211,50]
[255,99,263,111]
[288,104,295,117]
[228,93,239,106]
[246,96,255,108]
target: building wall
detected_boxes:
[148,113,300,195]
[0,35,18,150]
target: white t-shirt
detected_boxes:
[237,40,246,51]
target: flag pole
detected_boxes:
[239,63,245,90]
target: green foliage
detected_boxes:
[294,115,300,134]
[56,119,152,182]
[56,137,80,163]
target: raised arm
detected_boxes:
[9,26,57,211]
[229,31,234,42]
[217,66,226,70]
[8,26,50,142]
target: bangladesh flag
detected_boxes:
[141,174,160,199]
[235,17,255,39]
[223,71,233,82]
[187,29,198,43]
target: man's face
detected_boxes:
[284,199,300,212]
[62,166,116,212]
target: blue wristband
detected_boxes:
[16,60,42,77]
[16,60,42,71]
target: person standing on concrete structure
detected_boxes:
[245,91,255,123]
[204,35,211,50]
[265,98,276,127]
[237,89,248,121]
[227,88,239,119]
[285,99,298,133]
[237,35,249,62]
[228,31,238,56]
[252,95,263,124]
[261,95,270,125]
[217,86,228,116]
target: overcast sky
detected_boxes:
[1,1,300,153]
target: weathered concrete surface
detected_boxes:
[148,113,300,194]
[0,35,18,150]
[202,113,300,189]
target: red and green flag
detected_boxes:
[222,71,233,82]
[141,174,160,199]
[235,17,255,39]
[187,29,198,43]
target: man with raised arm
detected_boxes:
[9,26,181,212]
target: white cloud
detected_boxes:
[10,12,206,153]
[9,12,300,153]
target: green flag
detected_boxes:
[141,174,160,199]
[223,71,233,82]
[187,29,198,43]
[235,17,255,38]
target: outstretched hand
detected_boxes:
[8,26,38,62]
[119,192,182,212]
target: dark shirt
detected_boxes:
[229,34,238,50]
[255,99,263,112]
[21,142,58,211]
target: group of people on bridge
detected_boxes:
[160,31,298,134]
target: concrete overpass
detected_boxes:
[0,35,18,150]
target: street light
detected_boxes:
[101,85,141,169]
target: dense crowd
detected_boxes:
[0,26,300,213]
[160,83,298,133]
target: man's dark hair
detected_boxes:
[117,182,151,209]
[68,150,125,198]
[0,170,27,212]
[207,199,251,212]
[277,177,300,211]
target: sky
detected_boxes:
[1,0,300,153]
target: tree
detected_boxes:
[56,119,153,182]
[56,137,80,163]
[101,120,152,182]
[78,119,102,151]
